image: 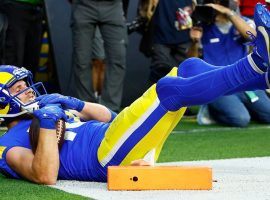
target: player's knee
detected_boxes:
[177,57,204,77]
[178,57,202,68]
[156,77,184,111]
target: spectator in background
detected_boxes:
[70,0,127,112]
[189,0,270,127]
[148,0,195,83]
[127,0,159,56]
[0,0,44,77]
[128,0,196,115]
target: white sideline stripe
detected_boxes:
[247,54,264,74]
[100,99,160,167]
[171,125,270,134]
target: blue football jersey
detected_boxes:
[0,119,109,182]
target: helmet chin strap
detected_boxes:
[0,102,39,120]
[21,101,39,113]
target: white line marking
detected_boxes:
[172,125,270,134]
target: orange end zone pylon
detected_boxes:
[107,166,212,190]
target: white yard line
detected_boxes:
[172,125,270,134]
[51,157,270,200]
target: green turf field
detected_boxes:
[159,118,270,162]
[0,117,270,199]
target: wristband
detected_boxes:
[39,118,57,130]
[33,105,67,129]
[108,109,117,123]
[75,98,85,112]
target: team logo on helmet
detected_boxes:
[13,68,28,77]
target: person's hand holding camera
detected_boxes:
[206,3,235,19]
[190,27,203,43]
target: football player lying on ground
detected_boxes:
[0,3,270,185]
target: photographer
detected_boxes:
[190,0,270,127]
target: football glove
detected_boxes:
[37,93,85,112]
[33,104,68,129]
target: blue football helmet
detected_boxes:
[0,65,47,121]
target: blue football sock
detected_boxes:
[178,54,267,78]
[177,56,267,96]
[157,56,268,111]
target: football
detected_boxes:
[29,117,66,153]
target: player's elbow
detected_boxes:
[35,174,57,185]
[104,114,114,123]
[32,169,58,185]
[43,178,57,185]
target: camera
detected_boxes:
[192,5,217,25]
[126,17,147,35]
[192,0,237,25]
